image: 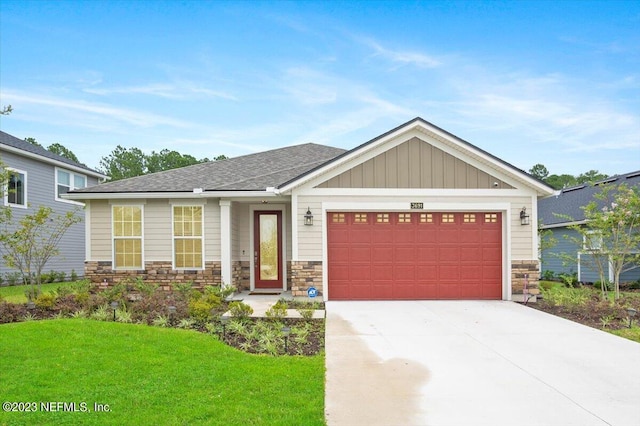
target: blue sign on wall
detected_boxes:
[307,287,318,298]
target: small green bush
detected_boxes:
[594,280,612,291]
[229,301,253,319]
[541,270,555,281]
[265,301,288,319]
[34,293,57,309]
[188,299,215,322]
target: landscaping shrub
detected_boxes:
[594,280,613,291]
[541,270,555,281]
[34,293,57,310]
[55,294,83,315]
[265,300,288,319]
[0,302,27,323]
[538,281,557,291]
[229,301,253,319]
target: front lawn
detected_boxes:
[0,320,325,426]
[0,281,77,303]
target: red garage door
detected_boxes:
[327,212,502,300]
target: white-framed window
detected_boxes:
[583,231,603,251]
[4,168,27,208]
[56,168,87,202]
[172,205,204,269]
[112,205,143,269]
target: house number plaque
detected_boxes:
[410,202,424,209]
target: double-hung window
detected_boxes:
[56,168,87,202]
[5,169,27,208]
[113,206,143,269]
[173,205,203,269]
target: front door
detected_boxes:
[254,211,283,289]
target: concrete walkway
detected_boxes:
[325,301,640,426]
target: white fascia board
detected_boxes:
[1,145,108,179]
[64,190,284,201]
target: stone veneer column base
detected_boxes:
[231,261,251,291]
[85,260,222,290]
[290,261,323,297]
[511,260,540,302]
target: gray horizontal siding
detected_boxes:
[542,226,639,284]
[1,149,99,280]
[541,228,581,276]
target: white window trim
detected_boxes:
[583,230,603,251]
[111,204,145,270]
[4,168,28,209]
[55,167,87,205]
[171,204,205,271]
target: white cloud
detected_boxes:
[2,90,192,128]
[362,38,441,69]
[83,81,237,101]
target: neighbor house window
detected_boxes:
[173,206,203,269]
[113,206,143,269]
[5,169,27,207]
[56,168,87,201]
[583,231,602,251]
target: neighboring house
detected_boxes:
[66,118,554,301]
[538,170,640,284]
[0,130,107,280]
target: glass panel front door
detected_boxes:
[254,211,282,288]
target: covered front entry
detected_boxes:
[254,210,283,289]
[327,211,502,300]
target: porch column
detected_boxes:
[220,200,232,287]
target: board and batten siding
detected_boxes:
[294,193,535,262]
[0,149,99,277]
[315,137,513,190]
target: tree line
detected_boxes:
[528,164,609,190]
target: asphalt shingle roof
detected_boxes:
[538,171,640,226]
[0,130,104,175]
[73,143,347,193]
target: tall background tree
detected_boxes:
[99,146,224,181]
[48,142,81,163]
[529,164,609,190]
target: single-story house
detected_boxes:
[539,170,640,284]
[0,130,107,280]
[67,118,554,301]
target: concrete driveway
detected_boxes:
[325,301,640,426]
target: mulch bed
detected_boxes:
[522,293,640,331]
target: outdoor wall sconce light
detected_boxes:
[304,207,314,226]
[282,325,291,353]
[110,301,119,321]
[626,307,637,328]
[520,207,530,226]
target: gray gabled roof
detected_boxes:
[72,143,347,193]
[539,170,640,227]
[0,130,105,177]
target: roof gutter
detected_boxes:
[64,188,283,201]
[540,219,588,229]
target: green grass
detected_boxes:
[0,282,77,303]
[0,320,325,425]
[610,327,640,341]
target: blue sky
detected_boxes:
[1,0,638,176]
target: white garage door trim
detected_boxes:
[322,201,512,301]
